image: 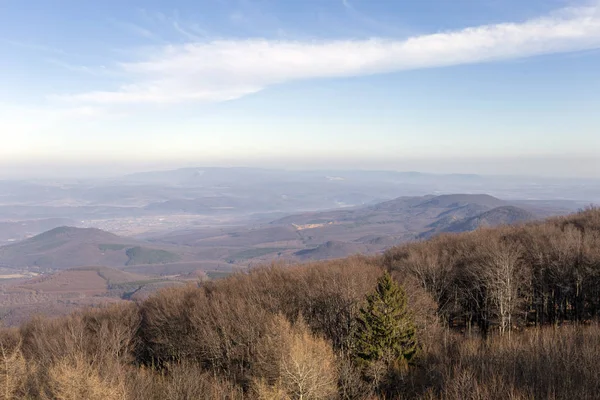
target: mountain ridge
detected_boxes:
[0,194,559,268]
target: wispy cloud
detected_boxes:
[172,21,203,40]
[47,59,113,76]
[1,39,66,55]
[57,4,600,105]
[138,9,206,40]
[110,19,156,39]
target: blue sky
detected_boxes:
[1,0,600,178]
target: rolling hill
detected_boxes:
[146,193,555,265]
[441,205,537,233]
[0,194,565,270]
[267,193,524,236]
[415,194,507,209]
[0,227,189,270]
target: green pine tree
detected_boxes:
[353,271,417,367]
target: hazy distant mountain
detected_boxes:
[367,195,436,212]
[442,206,537,233]
[0,193,575,270]
[269,193,510,228]
[121,167,294,186]
[269,194,552,252]
[415,194,506,209]
[146,193,555,265]
[0,168,590,240]
[0,227,186,270]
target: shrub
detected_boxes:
[0,332,26,399]
[45,352,126,400]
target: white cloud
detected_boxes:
[110,19,156,39]
[58,4,600,105]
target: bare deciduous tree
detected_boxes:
[254,315,338,400]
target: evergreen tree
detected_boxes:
[353,271,417,367]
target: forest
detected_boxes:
[1,208,600,399]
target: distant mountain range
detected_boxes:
[151,193,559,263]
[0,167,592,245]
[264,194,542,259]
[0,194,569,270]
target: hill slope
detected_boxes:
[147,194,552,264]
[270,193,535,244]
[294,241,375,261]
[415,194,506,209]
[2,208,599,399]
[17,266,149,294]
[0,227,186,270]
[443,206,536,233]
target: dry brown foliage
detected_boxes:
[385,207,600,336]
[45,353,126,400]
[414,324,600,399]
[253,315,338,400]
[1,208,600,399]
[0,330,26,400]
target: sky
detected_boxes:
[1,0,600,178]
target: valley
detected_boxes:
[0,167,595,326]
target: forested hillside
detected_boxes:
[1,208,600,399]
[385,206,600,334]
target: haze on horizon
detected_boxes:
[1,0,600,179]
[0,155,599,181]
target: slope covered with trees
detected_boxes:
[1,208,600,399]
[385,206,600,335]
